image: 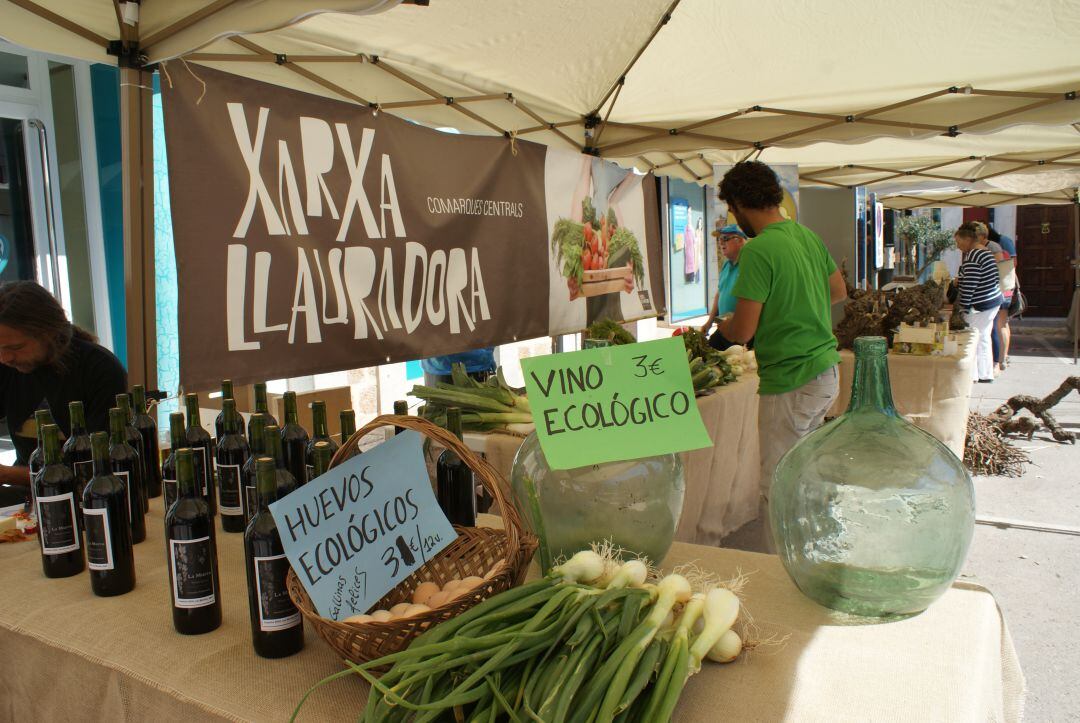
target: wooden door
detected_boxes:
[1016,205,1076,317]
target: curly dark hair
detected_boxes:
[0,281,96,368]
[717,161,784,210]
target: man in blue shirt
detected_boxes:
[700,224,748,349]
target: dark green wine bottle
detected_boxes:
[28,408,53,485]
[184,393,216,516]
[251,382,278,442]
[83,431,136,596]
[161,412,185,511]
[280,392,309,486]
[242,412,269,526]
[35,423,85,578]
[339,409,357,444]
[109,408,146,544]
[436,408,476,527]
[244,456,304,658]
[214,379,234,442]
[217,399,249,533]
[131,385,162,499]
[165,448,222,635]
[304,401,338,481]
[62,401,93,530]
[393,400,409,435]
[263,424,299,500]
[116,393,149,513]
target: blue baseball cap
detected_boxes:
[712,223,747,239]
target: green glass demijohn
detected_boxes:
[510,432,685,573]
[769,336,975,617]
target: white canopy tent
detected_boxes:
[2,0,1079,384]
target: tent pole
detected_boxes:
[120,66,157,390]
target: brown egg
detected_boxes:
[390,602,412,616]
[426,590,452,609]
[412,581,440,605]
[342,613,373,624]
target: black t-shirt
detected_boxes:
[0,336,127,464]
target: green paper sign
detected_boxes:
[521,337,712,469]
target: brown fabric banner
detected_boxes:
[162,66,662,390]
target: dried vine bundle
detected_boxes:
[990,376,1080,444]
[964,413,1030,477]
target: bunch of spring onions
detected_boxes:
[411,364,533,432]
[293,550,743,722]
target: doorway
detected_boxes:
[1016,205,1077,317]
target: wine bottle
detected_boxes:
[28,408,53,485]
[116,393,149,513]
[244,457,304,658]
[214,379,234,442]
[280,392,309,486]
[393,400,409,435]
[339,409,357,445]
[109,407,146,544]
[83,431,136,596]
[62,400,93,530]
[436,407,476,527]
[35,423,85,578]
[161,412,185,511]
[263,424,299,500]
[311,440,333,478]
[184,393,217,516]
[216,399,249,533]
[304,401,338,482]
[131,385,162,499]
[250,382,278,445]
[242,412,269,526]
[165,448,223,635]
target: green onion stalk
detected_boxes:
[292,550,745,723]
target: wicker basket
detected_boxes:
[286,414,537,664]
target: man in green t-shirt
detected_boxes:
[715,162,848,552]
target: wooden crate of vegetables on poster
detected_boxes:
[546,152,657,331]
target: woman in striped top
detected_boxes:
[954,222,1003,382]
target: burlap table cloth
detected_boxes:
[1,504,1023,722]
[475,375,761,546]
[829,331,977,458]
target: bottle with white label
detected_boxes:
[161,412,185,512]
[35,423,85,578]
[184,393,217,516]
[166,448,222,635]
[217,399,249,533]
[304,400,338,482]
[244,456,304,658]
[82,432,136,596]
[241,412,269,526]
[109,407,146,544]
[62,401,93,529]
[116,393,149,514]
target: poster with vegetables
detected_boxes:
[546,151,657,334]
[162,66,663,390]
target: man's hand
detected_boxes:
[828,269,848,305]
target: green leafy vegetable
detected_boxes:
[586,318,636,345]
[608,226,645,284]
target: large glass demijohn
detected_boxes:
[770,336,975,617]
[510,432,685,572]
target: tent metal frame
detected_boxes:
[4,0,1079,388]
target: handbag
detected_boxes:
[1008,288,1027,319]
